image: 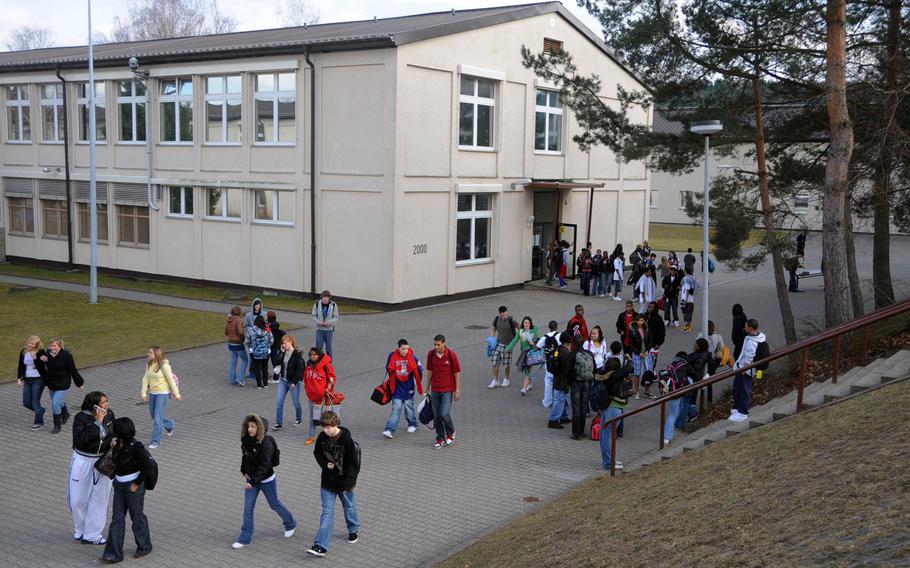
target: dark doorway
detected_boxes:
[531,191,557,280]
[558,222,578,279]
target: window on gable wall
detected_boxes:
[458,76,495,149]
[534,89,562,152]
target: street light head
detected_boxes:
[128,56,140,71]
[690,120,723,136]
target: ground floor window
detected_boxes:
[117,205,149,246]
[254,189,294,223]
[168,186,194,217]
[456,193,492,262]
[206,187,242,220]
[42,199,68,238]
[78,202,108,242]
[8,197,35,235]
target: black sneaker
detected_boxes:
[347,532,358,544]
[559,418,572,424]
[271,424,282,431]
[306,544,327,557]
[294,419,302,426]
[547,421,564,429]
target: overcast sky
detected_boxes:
[0,0,604,50]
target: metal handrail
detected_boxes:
[603,296,910,476]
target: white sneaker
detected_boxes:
[612,461,624,470]
[382,430,394,439]
[501,378,511,387]
[730,413,749,423]
[526,384,534,391]
[488,379,500,389]
[284,527,296,538]
[232,542,247,549]
[664,438,670,445]
[148,443,159,449]
[406,426,417,433]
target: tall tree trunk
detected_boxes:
[872,0,901,308]
[822,0,853,327]
[843,190,864,317]
[753,75,798,345]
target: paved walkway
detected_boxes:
[0,234,907,567]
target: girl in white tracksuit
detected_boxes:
[69,391,115,544]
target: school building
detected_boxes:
[0,1,652,304]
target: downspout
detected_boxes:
[586,186,594,248]
[55,66,75,269]
[305,49,317,295]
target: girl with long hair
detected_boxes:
[140,346,181,449]
[17,335,47,429]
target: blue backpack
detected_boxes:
[252,331,270,359]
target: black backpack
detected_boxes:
[553,247,563,267]
[543,333,560,373]
[755,341,771,371]
[589,379,610,412]
[134,442,159,491]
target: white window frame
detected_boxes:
[204,187,242,221]
[794,193,810,213]
[40,84,64,143]
[8,197,35,235]
[116,80,147,144]
[5,84,31,143]
[159,77,194,144]
[455,193,493,265]
[252,189,294,226]
[458,76,496,151]
[679,190,694,210]
[77,81,107,143]
[254,72,296,145]
[167,186,194,218]
[534,89,563,154]
[204,75,242,144]
[649,191,658,209]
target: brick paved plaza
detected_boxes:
[1,234,907,567]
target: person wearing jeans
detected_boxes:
[101,417,153,563]
[382,339,423,439]
[273,335,304,431]
[225,306,248,386]
[140,347,181,449]
[312,290,339,359]
[599,406,624,469]
[547,333,574,429]
[43,337,85,434]
[18,335,47,429]
[424,335,461,449]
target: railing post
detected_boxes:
[861,324,870,365]
[797,347,808,413]
[659,401,666,450]
[832,335,841,384]
[610,417,617,478]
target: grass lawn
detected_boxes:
[0,284,227,383]
[647,222,764,254]
[0,263,379,313]
[438,379,910,568]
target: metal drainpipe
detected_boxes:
[55,67,75,269]
[304,49,317,296]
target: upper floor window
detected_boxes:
[8,197,35,234]
[458,76,495,149]
[78,82,106,142]
[543,38,563,54]
[254,189,294,224]
[41,84,64,142]
[5,85,31,142]
[160,78,193,143]
[534,90,562,152]
[205,75,241,144]
[117,80,147,143]
[168,186,194,217]
[254,72,295,143]
[456,193,492,262]
[206,187,241,220]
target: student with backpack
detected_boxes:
[661,352,693,445]
[303,347,341,442]
[306,411,361,557]
[590,357,630,470]
[675,338,710,429]
[489,306,519,389]
[424,335,461,449]
[232,414,296,549]
[680,272,699,332]
[547,333,574,429]
[730,319,768,422]
[571,336,596,439]
[312,290,339,358]
[246,316,274,389]
[507,317,542,396]
[536,321,562,408]
[100,417,155,563]
[381,339,423,439]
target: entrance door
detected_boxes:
[557,223,578,279]
[531,222,553,280]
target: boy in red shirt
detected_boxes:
[424,334,462,449]
[382,339,423,439]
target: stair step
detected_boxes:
[849,385,869,394]
[703,438,714,446]
[823,394,840,404]
[683,446,695,453]
[773,412,790,422]
[724,430,740,439]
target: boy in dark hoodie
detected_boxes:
[307,411,361,557]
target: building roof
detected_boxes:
[0,2,641,84]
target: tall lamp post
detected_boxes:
[689,120,723,339]
[87,0,98,304]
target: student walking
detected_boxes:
[44,337,84,434]
[382,339,423,439]
[638,265,657,306]
[489,306,519,388]
[306,411,361,557]
[680,272,699,332]
[661,267,683,327]
[537,321,561,408]
[266,311,286,382]
[100,417,154,564]
[17,335,47,429]
[312,290,339,358]
[233,414,297,549]
[730,319,767,422]
[70,391,115,545]
[140,346,181,449]
[246,316,274,389]
[303,347,339,443]
[225,306,248,386]
[424,335,462,448]
[547,333,574,429]
[272,335,305,431]
[506,317,541,395]
[683,248,697,275]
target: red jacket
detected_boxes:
[304,354,339,404]
[567,315,589,343]
[386,348,424,396]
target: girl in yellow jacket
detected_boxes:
[141,346,181,449]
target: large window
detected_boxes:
[42,199,68,238]
[534,89,562,152]
[254,190,294,224]
[168,186,194,217]
[117,205,149,246]
[41,84,64,142]
[205,75,242,143]
[160,78,193,142]
[458,76,495,149]
[78,82,106,142]
[5,84,31,142]
[456,193,492,262]
[8,197,35,234]
[254,72,295,143]
[117,80,147,142]
[206,188,241,219]
[77,202,108,241]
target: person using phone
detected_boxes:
[70,391,115,545]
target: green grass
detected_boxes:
[647,222,764,254]
[0,284,228,382]
[0,263,379,313]
[438,379,910,568]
